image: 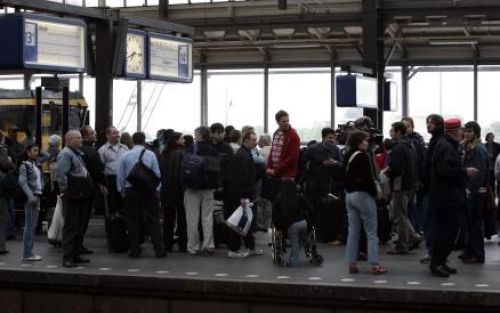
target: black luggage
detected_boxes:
[316,195,347,243]
[213,200,228,247]
[377,205,392,244]
[103,189,129,253]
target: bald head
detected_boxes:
[65,130,83,149]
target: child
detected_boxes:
[272,179,313,266]
[18,143,43,262]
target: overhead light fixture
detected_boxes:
[273,43,322,49]
[429,40,478,46]
[481,20,500,25]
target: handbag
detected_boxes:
[127,148,160,194]
[47,195,64,244]
[226,202,253,236]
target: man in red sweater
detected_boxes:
[266,110,301,179]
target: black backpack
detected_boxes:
[1,167,28,203]
[127,149,160,194]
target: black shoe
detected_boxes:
[63,260,78,268]
[0,250,9,255]
[73,256,90,263]
[442,264,457,274]
[80,247,94,254]
[430,265,450,278]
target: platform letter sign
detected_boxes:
[148,33,193,82]
[0,13,86,73]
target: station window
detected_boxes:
[207,69,264,135]
[478,66,500,140]
[269,68,331,143]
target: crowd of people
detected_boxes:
[0,109,499,278]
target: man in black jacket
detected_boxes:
[227,131,262,258]
[80,126,105,254]
[386,122,421,254]
[429,118,478,277]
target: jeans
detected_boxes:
[184,189,215,253]
[23,199,40,258]
[346,192,379,265]
[287,220,307,267]
[465,193,485,260]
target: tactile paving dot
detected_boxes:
[341,278,355,282]
[475,284,490,288]
[127,269,141,273]
[185,271,199,276]
[440,282,455,286]
[214,273,229,277]
[75,266,86,270]
[20,264,33,267]
[99,268,112,271]
[308,277,323,281]
[374,280,387,284]
[276,276,291,280]
[46,265,58,268]
[0,263,5,266]
[156,270,170,274]
[245,274,259,278]
[407,281,421,285]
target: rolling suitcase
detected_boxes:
[317,194,346,243]
[103,187,129,253]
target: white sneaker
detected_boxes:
[23,255,43,262]
[247,248,263,256]
[227,250,249,258]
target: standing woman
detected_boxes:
[344,131,386,274]
[159,132,187,252]
[18,143,44,261]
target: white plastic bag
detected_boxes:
[48,196,64,244]
[226,202,253,236]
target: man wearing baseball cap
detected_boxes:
[428,118,478,277]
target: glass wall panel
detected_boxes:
[409,67,474,142]
[478,67,500,139]
[141,72,201,139]
[106,0,125,7]
[207,69,264,134]
[269,68,330,142]
[113,80,138,134]
[383,68,403,138]
[0,75,24,90]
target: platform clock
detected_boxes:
[124,29,147,79]
[0,13,86,73]
[148,32,193,82]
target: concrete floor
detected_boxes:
[1,230,500,294]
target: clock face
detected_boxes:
[126,32,145,75]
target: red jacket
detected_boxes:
[266,127,301,178]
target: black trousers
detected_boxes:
[163,203,187,252]
[62,196,90,261]
[124,188,164,255]
[431,206,460,267]
[105,175,123,215]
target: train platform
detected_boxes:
[1,232,500,313]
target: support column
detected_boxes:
[330,64,336,129]
[78,73,84,94]
[23,73,32,90]
[95,21,114,144]
[401,64,409,117]
[137,81,142,131]
[473,61,478,121]
[362,0,384,129]
[264,64,269,133]
[200,66,208,126]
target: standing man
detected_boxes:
[227,131,262,258]
[183,126,220,255]
[116,132,165,259]
[304,127,343,206]
[79,126,105,254]
[98,127,129,216]
[428,119,478,277]
[462,122,489,264]
[484,132,500,191]
[402,117,427,233]
[266,110,301,180]
[56,130,95,268]
[386,122,421,254]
